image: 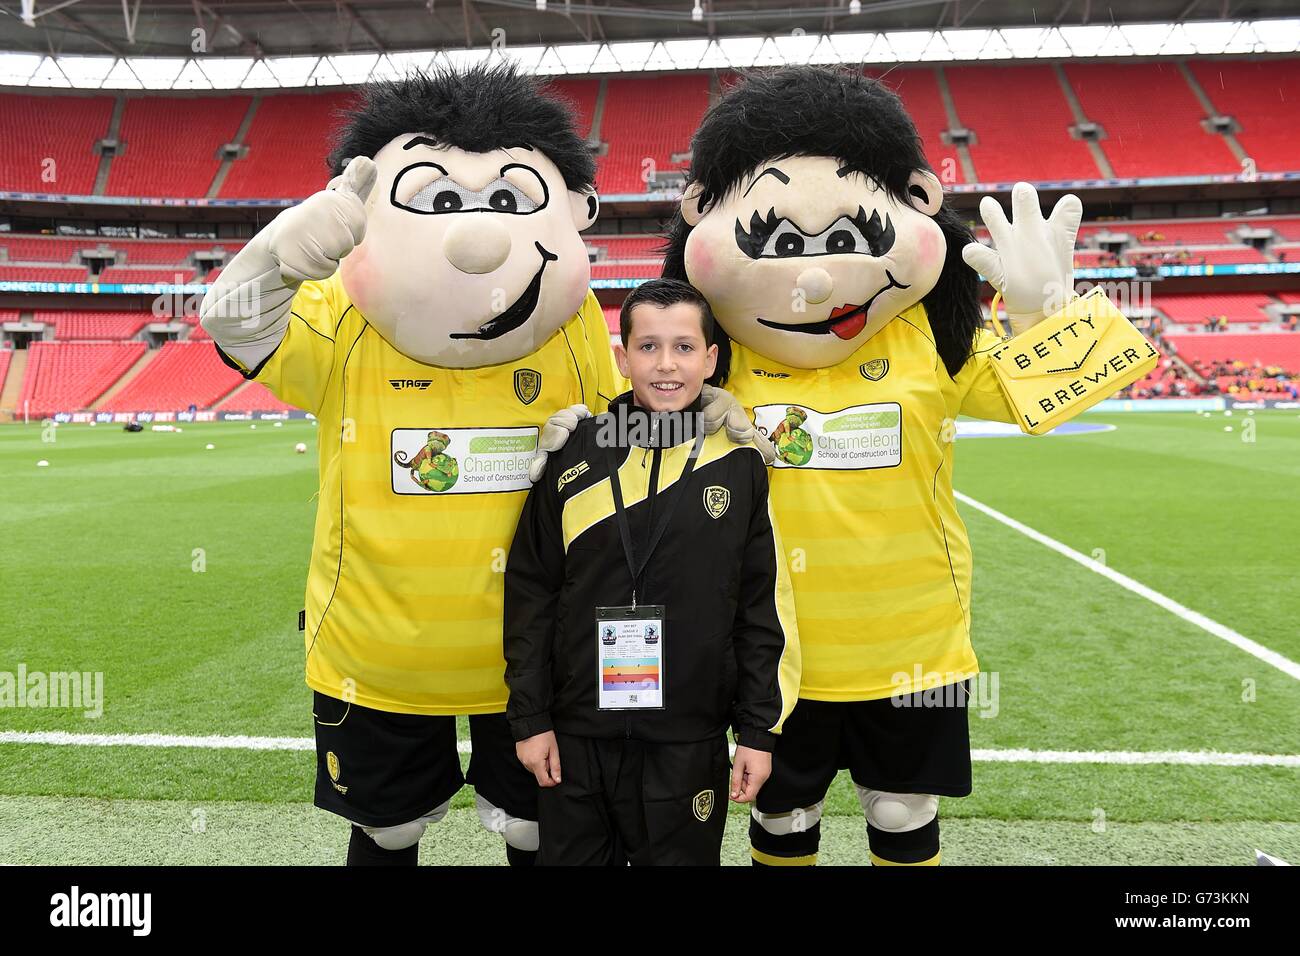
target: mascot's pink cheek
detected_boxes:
[343,247,373,303]
[685,242,713,283]
[916,227,942,270]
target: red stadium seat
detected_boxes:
[946,64,1099,182]
[1064,62,1239,177]
[17,341,147,416]
[107,96,252,198]
[597,74,709,195]
[35,311,153,340]
[218,91,356,199]
[0,93,113,195]
[0,265,88,283]
[1190,59,1300,173]
[99,340,243,412]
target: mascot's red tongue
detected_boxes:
[829,302,866,340]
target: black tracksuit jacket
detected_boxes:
[503,391,800,751]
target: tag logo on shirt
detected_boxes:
[693,790,714,822]
[859,358,890,381]
[751,368,791,379]
[389,379,433,391]
[557,460,589,491]
[514,368,541,405]
[703,485,730,519]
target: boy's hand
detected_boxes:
[729,745,771,803]
[516,731,562,787]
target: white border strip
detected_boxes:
[955,491,1300,682]
[0,731,1296,767]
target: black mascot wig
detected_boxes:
[663,66,983,379]
[328,61,596,193]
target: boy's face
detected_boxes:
[614,302,718,412]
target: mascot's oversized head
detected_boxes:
[664,66,980,376]
[331,63,598,368]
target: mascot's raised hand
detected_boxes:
[961,181,1083,336]
[527,384,774,482]
[200,155,376,370]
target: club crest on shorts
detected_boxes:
[514,368,541,405]
[703,485,730,519]
[860,358,889,381]
[692,789,714,822]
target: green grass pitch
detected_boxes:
[1,410,1297,865]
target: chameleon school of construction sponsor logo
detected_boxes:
[391,426,539,495]
[753,402,902,470]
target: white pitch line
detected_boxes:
[955,490,1300,682]
[1,732,1296,767]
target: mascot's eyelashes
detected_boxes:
[735,206,896,260]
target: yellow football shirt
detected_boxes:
[232,272,618,715]
[725,303,1015,702]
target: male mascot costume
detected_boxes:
[200,64,755,866]
[658,66,1094,866]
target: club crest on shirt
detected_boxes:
[693,789,714,822]
[514,368,541,405]
[703,485,730,519]
[859,358,890,381]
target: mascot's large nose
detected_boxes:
[795,267,834,305]
[443,216,512,274]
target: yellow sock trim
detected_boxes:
[869,850,941,866]
[751,847,818,867]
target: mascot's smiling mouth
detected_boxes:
[757,270,909,340]
[449,242,558,341]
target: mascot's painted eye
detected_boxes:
[394,169,544,216]
[775,233,805,257]
[433,190,463,212]
[826,229,855,254]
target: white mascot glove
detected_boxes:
[961,181,1083,336]
[199,155,377,368]
[700,384,775,465]
[527,404,591,483]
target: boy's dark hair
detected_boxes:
[619,279,724,386]
[661,65,981,379]
[328,62,596,192]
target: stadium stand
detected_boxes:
[1064,61,1239,177]
[1165,333,1300,370]
[1154,293,1276,326]
[0,236,87,262]
[549,78,600,139]
[218,91,355,199]
[96,267,196,284]
[107,95,252,198]
[0,265,88,282]
[1190,58,1300,173]
[946,64,1099,182]
[0,347,12,396]
[597,74,709,194]
[871,67,967,184]
[35,311,153,340]
[98,340,242,412]
[213,381,300,412]
[16,341,147,416]
[0,93,113,195]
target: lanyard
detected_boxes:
[604,427,703,609]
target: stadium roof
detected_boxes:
[4,0,1300,59]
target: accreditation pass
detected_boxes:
[595,605,665,710]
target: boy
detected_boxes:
[504,278,800,865]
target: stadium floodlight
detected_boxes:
[691,2,703,24]
[850,0,861,13]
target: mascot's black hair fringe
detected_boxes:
[328,61,596,192]
[662,65,982,379]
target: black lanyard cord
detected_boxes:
[604,428,704,608]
